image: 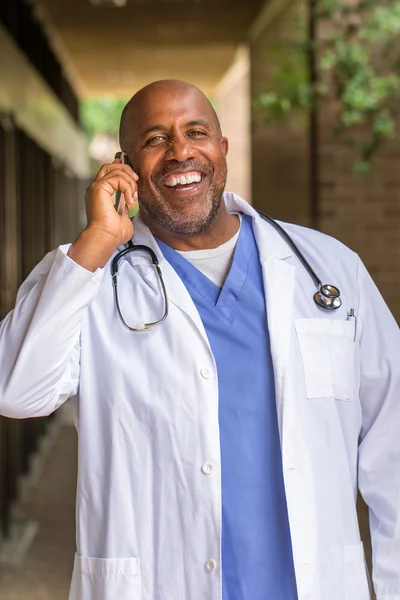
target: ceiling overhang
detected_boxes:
[34,0,265,97]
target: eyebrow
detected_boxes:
[141,124,165,136]
[141,119,210,137]
[185,119,209,128]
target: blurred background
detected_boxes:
[0,0,399,597]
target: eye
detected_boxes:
[188,130,207,138]
[145,135,167,146]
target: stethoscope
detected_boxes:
[111,211,342,331]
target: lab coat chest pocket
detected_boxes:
[69,554,142,600]
[294,318,355,401]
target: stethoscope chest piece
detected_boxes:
[257,212,342,313]
[314,284,342,310]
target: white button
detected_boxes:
[201,461,215,475]
[200,367,212,379]
[205,559,217,572]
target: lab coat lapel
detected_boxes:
[251,213,295,437]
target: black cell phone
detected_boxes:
[114,151,128,214]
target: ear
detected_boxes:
[116,151,134,168]
[220,137,229,156]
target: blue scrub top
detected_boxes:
[157,214,298,600]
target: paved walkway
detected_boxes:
[0,423,77,600]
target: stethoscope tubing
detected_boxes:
[257,211,341,309]
[112,210,342,330]
[257,211,322,288]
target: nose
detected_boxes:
[165,133,195,163]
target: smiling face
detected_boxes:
[120,81,228,236]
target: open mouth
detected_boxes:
[162,171,205,192]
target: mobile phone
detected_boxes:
[114,151,128,215]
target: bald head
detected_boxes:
[119,80,222,151]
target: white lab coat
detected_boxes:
[0,193,399,600]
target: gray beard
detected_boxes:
[138,184,225,236]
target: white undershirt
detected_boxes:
[176,215,242,288]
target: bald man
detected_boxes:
[1,80,400,600]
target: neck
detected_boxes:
[142,204,240,251]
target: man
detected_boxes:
[0,80,399,600]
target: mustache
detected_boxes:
[155,160,214,180]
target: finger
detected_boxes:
[98,175,139,205]
[102,169,138,202]
[95,162,139,182]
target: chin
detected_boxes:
[169,206,218,236]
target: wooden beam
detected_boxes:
[0,25,89,178]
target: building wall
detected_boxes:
[318,101,400,323]
[214,46,252,203]
[249,0,311,226]
[0,21,87,543]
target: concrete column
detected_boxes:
[214,46,252,203]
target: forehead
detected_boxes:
[132,88,217,134]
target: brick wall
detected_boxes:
[318,107,400,323]
[250,0,311,227]
[250,0,400,323]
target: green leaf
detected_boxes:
[320,51,337,70]
[353,160,372,176]
[372,112,396,138]
[341,109,364,126]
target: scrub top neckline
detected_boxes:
[155,213,255,320]
[176,213,242,261]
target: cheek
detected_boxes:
[212,155,227,179]
[137,170,162,201]
[133,154,156,179]
[137,179,156,200]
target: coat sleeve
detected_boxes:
[0,246,104,418]
[356,257,400,599]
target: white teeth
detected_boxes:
[164,173,202,187]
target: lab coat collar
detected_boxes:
[223,192,294,262]
[130,191,294,263]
